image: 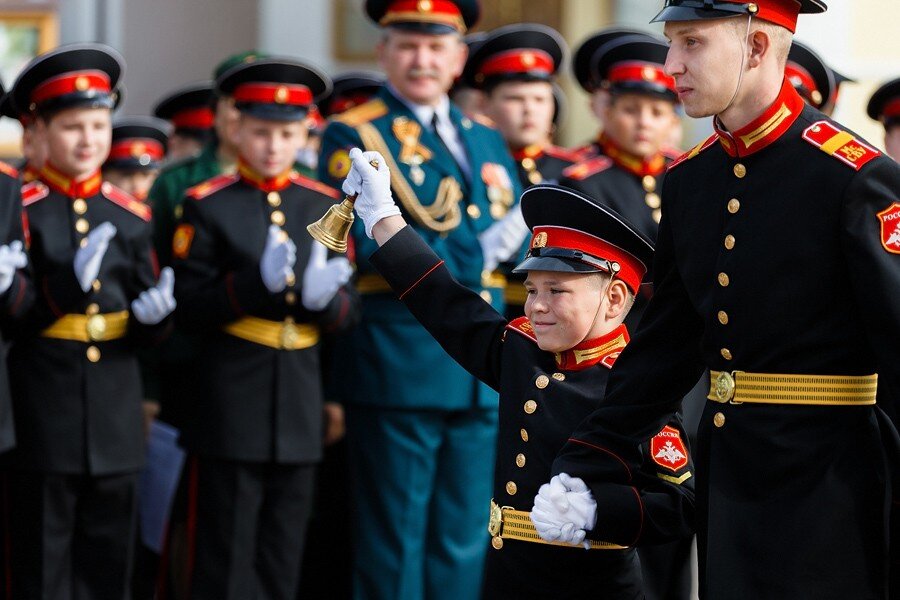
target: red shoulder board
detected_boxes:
[471,113,496,129]
[543,145,582,163]
[505,316,537,344]
[661,145,683,160]
[22,181,49,207]
[290,172,341,199]
[667,133,719,172]
[0,161,19,179]
[650,425,689,473]
[186,173,239,200]
[802,121,881,172]
[101,182,152,221]
[562,156,613,181]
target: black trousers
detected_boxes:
[190,457,315,600]
[8,470,138,600]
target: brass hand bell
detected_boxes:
[307,158,380,253]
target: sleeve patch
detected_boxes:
[802,120,881,171]
[878,202,900,255]
[505,316,538,343]
[172,224,195,260]
[650,425,689,473]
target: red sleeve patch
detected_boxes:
[290,172,341,199]
[186,173,239,200]
[561,156,613,181]
[0,161,19,179]
[101,182,152,221]
[505,316,538,343]
[802,120,881,171]
[667,134,719,172]
[21,181,49,207]
[650,425,689,472]
[878,202,900,255]
[172,223,195,259]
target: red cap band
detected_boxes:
[607,62,676,94]
[529,225,647,292]
[882,98,900,120]
[719,0,800,32]
[380,0,466,32]
[479,49,554,78]
[108,138,166,162]
[233,83,313,107]
[171,107,215,129]
[31,70,112,105]
[784,61,818,98]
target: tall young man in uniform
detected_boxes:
[172,57,357,600]
[317,1,521,597]
[5,43,175,599]
[534,2,900,598]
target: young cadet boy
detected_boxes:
[342,148,695,599]
[5,43,175,599]
[868,77,900,160]
[102,116,170,201]
[153,81,216,161]
[171,58,358,600]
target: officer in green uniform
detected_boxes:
[317,1,521,598]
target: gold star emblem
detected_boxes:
[130,142,146,158]
[532,232,547,248]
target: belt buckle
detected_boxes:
[280,319,299,350]
[488,500,503,537]
[86,314,107,341]
[714,371,739,404]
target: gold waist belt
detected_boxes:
[41,311,129,342]
[222,317,319,350]
[708,370,878,405]
[488,499,627,551]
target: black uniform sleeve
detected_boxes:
[369,225,506,390]
[127,221,172,347]
[840,157,900,423]
[552,195,706,481]
[172,196,273,332]
[0,176,33,330]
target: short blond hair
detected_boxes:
[730,16,792,68]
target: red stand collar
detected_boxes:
[554,323,630,371]
[599,133,666,178]
[713,78,806,158]
[39,163,102,198]
[238,159,294,192]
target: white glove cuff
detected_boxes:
[361,204,402,239]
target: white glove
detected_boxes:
[478,203,529,272]
[0,240,27,295]
[342,148,401,239]
[260,225,297,293]
[530,473,598,549]
[132,267,176,325]
[74,222,116,292]
[301,240,353,311]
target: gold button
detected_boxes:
[523,400,537,414]
[72,199,87,214]
[527,170,542,185]
[713,412,725,428]
[644,192,661,209]
[467,204,481,219]
[80,238,89,248]
[505,481,517,495]
[535,375,549,389]
[652,208,662,223]
[271,210,286,226]
[285,271,296,287]
[724,235,735,250]
[492,536,504,550]
[520,428,528,442]
[480,290,492,302]
[727,198,740,214]
[75,218,90,234]
[552,372,565,381]
[721,348,733,360]
[86,303,100,316]
[92,279,101,292]
[515,453,526,468]
[642,175,656,192]
[86,346,101,362]
[733,163,746,178]
[174,205,184,220]
[267,191,281,207]
[285,291,297,305]
[490,203,507,220]
[717,311,729,325]
[717,272,730,287]
[521,157,535,170]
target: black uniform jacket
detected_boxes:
[370,226,695,595]
[172,166,359,464]
[553,80,900,599]
[8,165,169,475]
[0,162,29,453]
[512,144,580,189]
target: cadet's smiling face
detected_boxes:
[39,107,112,179]
[236,115,308,178]
[377,29,467,106]
[524,270,619,353]
[484,81,555,149]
